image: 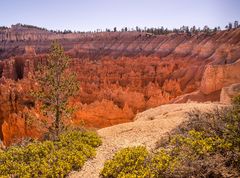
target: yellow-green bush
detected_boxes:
[101,146,152,178]
[101,146,178,178]
[0,130,102,177]
[101,95,240,177]
[150,149,178,177]
[171,130,232,157]
[101,131,234,178]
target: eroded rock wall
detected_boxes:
[0,27,240,145]
[200,59,240,94]
[0,79,43,145]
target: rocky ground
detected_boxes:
[69,102,227,178]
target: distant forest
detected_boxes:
[0,21,239,35]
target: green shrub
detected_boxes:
[101,146,152,178]
[101,146,179,178]
[171,130,231,157]
[0,130,101,177]
[223,94,240,169]
[101,95,240,177]
[151,149,178,177]
[224,98,240,150]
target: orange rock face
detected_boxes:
[220,83,240,104]
[0,79,44,145]
[200,59,240,94]
[0,27,240,145]
[73,100,134,128]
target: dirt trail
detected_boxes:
[69,102,226,178]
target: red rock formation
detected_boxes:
[2,58,17,79]
[220,83,240,104]
[200,59,240,94]
[0,79,45,145]
[1,25,240,61]
[24,46,36,56]
[73,100,134,128]
[172,90,221,104]
[0,27,240,145]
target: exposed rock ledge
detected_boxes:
[69,102,228,178]
[220,83,240,104]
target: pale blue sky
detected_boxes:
[0,0,239,31]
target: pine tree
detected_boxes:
[234,21,239,28]
[33,41,79,138]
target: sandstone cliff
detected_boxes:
[0,26,240,145]
[220,83,240,104]
[200,59,240,94]
[1,25,240,61]
[0,78,44,145]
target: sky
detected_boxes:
[0,0,239,32]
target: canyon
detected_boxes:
[0,24,240,145]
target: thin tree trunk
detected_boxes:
[55,105,60,138]
[55,65,61,138]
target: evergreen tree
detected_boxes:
[136,26,140,32]
[234,21,239,28]
[33,42,79,138]
[190,26,196,34]
[213,27,218,33]
[203,25,210,33]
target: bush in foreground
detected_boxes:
[0,130,102,177]
[100,146,178,178]
[101,146,152,177]
[101,95,240,177]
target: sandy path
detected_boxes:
[69,103,226,178]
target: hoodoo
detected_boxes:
[0,25,240,144]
